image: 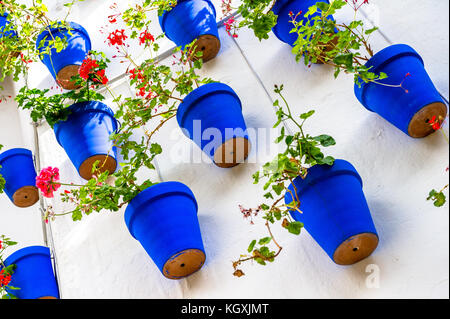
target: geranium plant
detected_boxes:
[232,84,336,277]
[221,0,403,88]
[37,145,161,222]
[289,0,396,86]
[27,0,243,225]
[113,44,214,148]
[0,0,84,89]
[427,117,449,208]
[35,39,215,221]
[120,0,176,30]
[0,235,19,299]
[102,15,218,152]
[221,0,278,40]
[15,50,109,127]
[26,7,220,222]
[223,0,397,82]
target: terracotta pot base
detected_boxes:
[213,137,250,168]
[163,249,206,279]
[333,233,379,265]
[56,65,82,90]
[194,34,220,62]
[408,102,448,138]
[13,186,39,208]
[79,154,117,180]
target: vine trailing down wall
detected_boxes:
[0,0,448,298]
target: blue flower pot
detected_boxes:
[177,83,251,168]
[3,246,59,299]
[124,181,206,279]
[354,44,447,138]
[0,13,17,38]
[0,148,39,207]
[53,101,118,180]
[36,21,91,90]
[272,0,331,47]
[158,0,220,61]
[285,159,379,265]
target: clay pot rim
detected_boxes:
[0,148,32,165]
[285,159,363,205]
[52,101,118,147]
[36,21,91,52]
[158,0,217,42]
[124,181,199,239]
[3,246,50,267]
[176,82,242,131]
[354,43,424,112]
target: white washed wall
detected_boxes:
[0,0,448,299]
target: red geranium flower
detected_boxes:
[0,269,12,287]
[93,69,109,85]
[79,56,108,85]
[139,30,155,46]
[79,57,99,80]
[36,167,61,198]
[107,29,127,46]
[429,116,441,131]
[129,68,144,81]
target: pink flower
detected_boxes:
[36,167,61,198]
[224,17,238,38]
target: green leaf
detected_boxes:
[258,237,272,245]
[150,143,162,155]
[287,221,303,235]
[247,240,257,253]
[427,189,447,207]
[333,53,354,69]
[378,72,388,80]
[272,183,285,196]
[300,110,315,120]
[365,27,378,35]
[252,171,260,184]
[320,156,335,166]
[255,258,266,266]
[313,135,336,147]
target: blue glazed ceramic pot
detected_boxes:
[3,246,59,299]
[36,22,91,90]
[124,181,206,279]
[159,0,220,61]
[177,82,251,168]
[354,44,447,138]
[53,101,118,180]
[285,159,379,265]
[0,148,39,207]
[0,13,17,38]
